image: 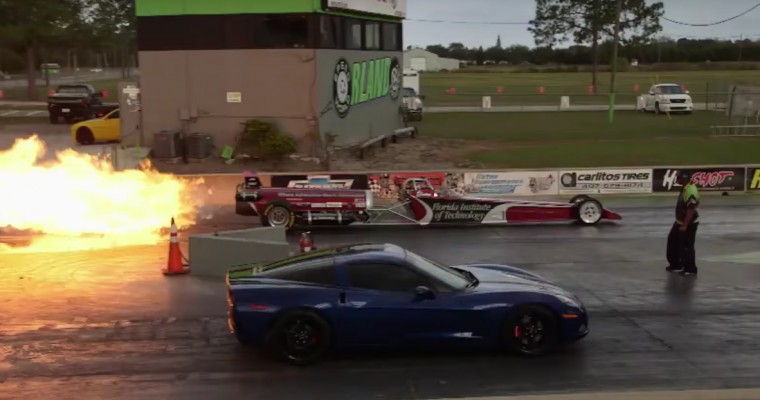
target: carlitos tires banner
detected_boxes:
[746,167,760,191]
[463,171,559,196]
[653,168,745,192]
[559,169,653,194]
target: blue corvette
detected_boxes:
[226,244,588,365]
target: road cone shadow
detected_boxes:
[163,217,190,276]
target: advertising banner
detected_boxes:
[368,172,465,198]
[270,174,369,190]
[463,171,559,196]
[653,168,745,192]
[746,167,760,191]
[323,0,406,18]
[559,169,653,194]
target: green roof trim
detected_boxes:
[136,0,403,20]
[136,0,318,16]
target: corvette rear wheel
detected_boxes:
[502,305,559,357]
[268,310,332,366]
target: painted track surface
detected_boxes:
[2,196,760,399]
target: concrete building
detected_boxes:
[134,0,406,151]
[403,48,461,72]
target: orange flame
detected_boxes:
[0,135,206,253]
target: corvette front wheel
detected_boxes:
[502,305,559,357]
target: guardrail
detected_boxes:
[422,91,759,110]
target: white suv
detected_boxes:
[643,84,694,115]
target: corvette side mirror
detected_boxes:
[649,91,654,95]
[415,286,435,300]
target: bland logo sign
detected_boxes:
[559,169,652,194]
[653,168,744,192]
[323,0,406,18]
[333,57,401,118]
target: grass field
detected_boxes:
[421,69,760,107]
[410,111,760,168]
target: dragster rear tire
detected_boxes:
[261,200,296,230]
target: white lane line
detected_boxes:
[0,111,19,116]
[26,111,45,116]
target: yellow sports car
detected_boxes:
[71,108,120,145]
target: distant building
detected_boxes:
[403,48,461,71]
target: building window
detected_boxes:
[345,18,362,50]
[253,14,309,49]
[382,22,400,51]
[347,263,431,293]
[319,15,343,49]
[365,21,381,50]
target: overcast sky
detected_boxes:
[403,0,760,48]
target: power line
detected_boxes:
[662,2,760,26]
[405,18,529,25]
[406,2,760,27]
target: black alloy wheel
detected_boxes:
[76,127,95,145]
[503,305,559,357]
[269,310,331,365]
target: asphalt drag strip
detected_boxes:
[1,196,760,400]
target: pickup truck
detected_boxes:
[402,87,425,121]
[47,84,119,124]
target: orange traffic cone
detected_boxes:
[300,232,315,253]
[163,217,189,275]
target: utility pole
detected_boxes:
[608,0,624,123]
[739,33,744,62]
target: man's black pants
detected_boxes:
[666,222,699,273]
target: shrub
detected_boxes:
[238,119,297,160]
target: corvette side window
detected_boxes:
[347,263,429,292]
[259,259,338,286]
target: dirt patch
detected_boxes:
[329,137,480,171]
[153,137,482,174]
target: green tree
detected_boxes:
[425,44,450,58]
[448,42,469,60]
[0,0,86,99]
[529,0,664,89]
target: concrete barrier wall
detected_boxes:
[188,227,290,279]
